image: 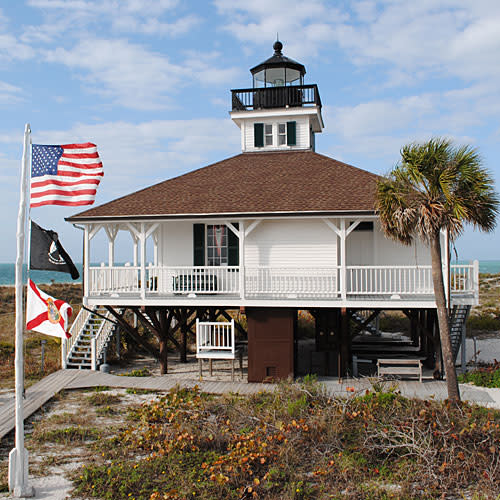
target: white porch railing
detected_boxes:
[86,263,478,301]
[245,267,340,297]
[89,265,140,294]
[450,263,478,295]
[62,306,93,368]
[347,265,434,295]
[146,266,240,294]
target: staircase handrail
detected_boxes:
[62,306,95,368]
[91,308,122,369]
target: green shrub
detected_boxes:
[467,315,500,331]
[33,426,99,444]
[123,368,151,377]
[459,362,500,388]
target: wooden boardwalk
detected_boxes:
[0,369,495,441]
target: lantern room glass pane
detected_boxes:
[286,68,301,86]
[253,70,266,88]
[265,67,285,87]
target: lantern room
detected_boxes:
[250,40,306,88]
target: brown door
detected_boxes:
[247,308,295,382]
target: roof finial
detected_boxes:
[273,36,283,55]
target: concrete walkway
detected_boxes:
[0,369,496,441]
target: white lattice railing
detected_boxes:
[147,266,240,294]
[245,267,340,297]
[62,306,93,368]
[86,263,478,300]
[89,265,140,294]
[347,265,434,295]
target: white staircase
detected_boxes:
[62,306,121,370]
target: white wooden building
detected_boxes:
[65,41,478,381]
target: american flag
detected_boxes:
[30,142,103,207]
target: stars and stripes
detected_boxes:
[30,142,103,207]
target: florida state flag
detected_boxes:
[26,280,72,339]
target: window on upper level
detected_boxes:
[278,123,286,145]
[265,124,273,145]
[253,121,296,148]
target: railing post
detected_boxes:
[91,337,97,371]
[473,259,479,302]
[61,338,67,369]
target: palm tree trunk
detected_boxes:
[430,233,461,402]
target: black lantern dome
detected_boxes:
[250,40,306,88]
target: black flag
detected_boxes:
[30,221,80,279]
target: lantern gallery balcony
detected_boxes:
[86,262,478,307]
[231,84,322,111]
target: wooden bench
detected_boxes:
[377,358,422,382]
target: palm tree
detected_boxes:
[376,138,498,402]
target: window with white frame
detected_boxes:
[278,123,286,145]
[206,225,228,266]
[265,124,273,146]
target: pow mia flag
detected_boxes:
[30,221,80,279]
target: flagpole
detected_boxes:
[8,123,34,497]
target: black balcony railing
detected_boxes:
[231,84,322,111]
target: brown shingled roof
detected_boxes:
[67,151,379,221]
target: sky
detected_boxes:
[1,0,500,262]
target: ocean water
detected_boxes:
[453,260,500,274]
[1,260,499,285]
[0,263,83,285]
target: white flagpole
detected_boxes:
[8,123,34,497]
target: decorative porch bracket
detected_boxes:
[322,218,363,300]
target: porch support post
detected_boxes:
[239,220,245,300]
[104,225,117,267]
[83,226,90,305]
[133,237,138,266]
[340,219,347,301]
[153,233,158,267]
[140,223,146,300]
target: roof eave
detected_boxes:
[66,209,378,224]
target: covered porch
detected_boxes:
[80,218,479,307]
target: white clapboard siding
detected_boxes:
[372,220,432,266]
[161,221,195,267]
[244,220,337,267]
[244,115,310,152]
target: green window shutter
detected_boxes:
[228,223,239,266]
[254,123,264,147]
[287,121,296,146]
[193,224,205,266]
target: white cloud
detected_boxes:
[0,81,23,105]
[214,0,345,59]
[112,14,200,37]
[0,33,35,61]
[25,0,195,40]
[44,39,240,110]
